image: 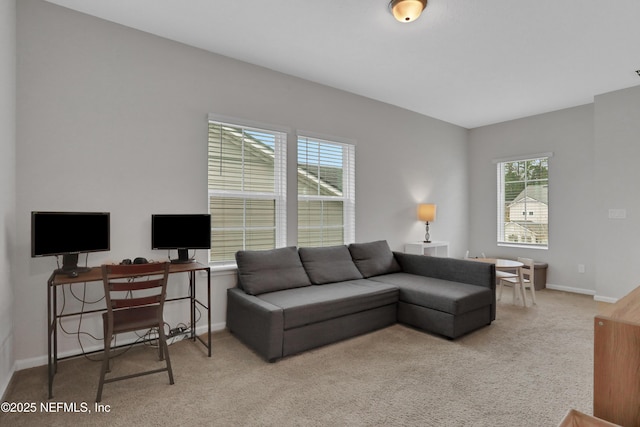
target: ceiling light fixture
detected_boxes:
[389,0,427,23]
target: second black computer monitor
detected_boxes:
[151,214,211,263]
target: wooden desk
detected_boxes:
[594,285,640,426]
[47,262,211,399]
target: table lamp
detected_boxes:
[417,204,436,243]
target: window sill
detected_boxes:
[497,243,548,250]
[209,263,238,276]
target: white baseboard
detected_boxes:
[0,365,15,401]
[15,322,227,372]
[211,321,226,332]
[593,295,618,304]
[15,354,46,371]
[545,284,618,304]
[545,284,595,296]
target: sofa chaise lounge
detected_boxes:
[226,240,496,362]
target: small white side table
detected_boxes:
[404,241,449,257]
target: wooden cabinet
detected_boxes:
[594,285,640,427]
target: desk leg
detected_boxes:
[207,268,211,357]
[191,268,212,357]
[47,280,53,399]
[47,279,59,399]
[189,271,196,341]
[53,287,58,375]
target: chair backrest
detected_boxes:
[101,262,171,316]
[465,251,486,259]
[517,257,534,284]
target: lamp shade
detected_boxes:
[390,0,427,23]
[417,204,436,222]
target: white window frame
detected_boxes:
[297,131,356,247]
[495,152,552,250]
[208,114,288,266]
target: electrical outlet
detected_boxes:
[578,264,585,273]
[608,209,627,219]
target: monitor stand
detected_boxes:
[171,249,195,264]
[60,253,91,276]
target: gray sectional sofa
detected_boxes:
[226,240,496,362]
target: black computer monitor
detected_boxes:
[151,214,211,263]
[31,211,110,275]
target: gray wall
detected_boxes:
[468,105,595,295]
[594,85,640,300]
[469,88,640,301]
[0,0,16,398]
[14,0,469,366]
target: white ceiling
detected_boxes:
[44,0,640,129]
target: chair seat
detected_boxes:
[103,305,161,334]
[501,276,529,285]
[496,270,518,279]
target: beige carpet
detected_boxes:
[1,289,596,426]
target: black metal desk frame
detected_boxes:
[47,262,211,399]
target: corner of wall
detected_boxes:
[0,0,17,400]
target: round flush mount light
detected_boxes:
[389,0,428,23]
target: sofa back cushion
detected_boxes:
[348,240,401,278]
[298,245,363,285]
[235,247,311,295]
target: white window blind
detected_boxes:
[208,117,287,264]
[297,135,355,247]
[496,154,550,248]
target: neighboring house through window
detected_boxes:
[207,117,356,264]
[496,154,551,248]
[207,115,287,264]
[297,134,355,248]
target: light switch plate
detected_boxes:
[608,209,627,219]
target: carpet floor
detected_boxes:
[1,289,596,426]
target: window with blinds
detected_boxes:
[496,155,550,248]
[208,117,286,263]
[297,135,355,247]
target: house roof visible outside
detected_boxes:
[509,186,548,206]
[209,124,342,197]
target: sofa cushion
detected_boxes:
[348,240,401,278]
[369,272,492,315]
[299,245,363,285]
[258,279,399,330]
[235,247,311,296]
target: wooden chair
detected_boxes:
[96,262,174,402]
[499,257,536,306]
[496,268,522,303]
[464,251,486,259]
[490,254,519,303]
